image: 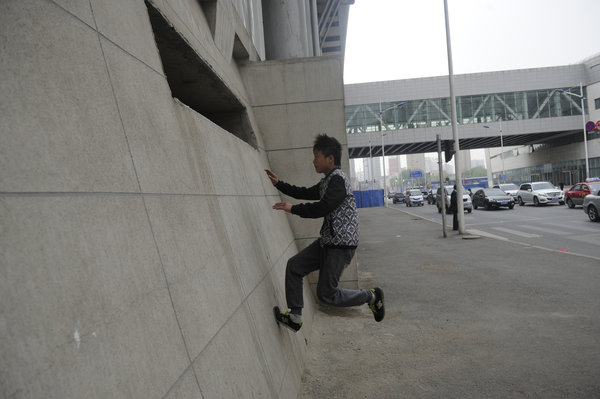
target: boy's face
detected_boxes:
[313,149,335,174]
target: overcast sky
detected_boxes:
[344,0,600,165]
[344,0,600,84]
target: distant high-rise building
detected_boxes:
[389,155,401,175]
[407,153,425,171]
[456,150,472,171]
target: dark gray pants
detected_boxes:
[285,240,372,311]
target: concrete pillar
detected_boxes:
[262,0,313,60]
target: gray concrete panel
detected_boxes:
[218,197,276,296]
[278,355,303,399]
[155,0,251,105]
[252,105,288,149]
[0,1,139,193]
[198,120,263,196]
[241,56,344,106]
[90,0,164,73]
[262,0,310,60]
[213,1,236,61]
[158,0,212,51]
[53,0,94,27]
[255,100,346,151]
[300,56,344,101]
[101,39,213,195]
[246,266,295,394]
[192,304,275,398]
[2,2,351,397]
[240,60,288,106]
[161,367,202,399]
[0,196,190,398]
[253,196,299,269]
[143,196,244,358]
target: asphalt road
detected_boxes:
[298,206,600,399]
[391,200,600,261]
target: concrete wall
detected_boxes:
[1,1,345,398]
[262,0,316,60]
[240,55,359,290]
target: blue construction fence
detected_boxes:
[353,189,384,208]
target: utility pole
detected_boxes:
[443,0,464,233]
[437,135,447,237]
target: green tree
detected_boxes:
[462,166,488,178]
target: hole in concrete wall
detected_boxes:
[233,33,250,62]
[198,0,217,38]
[145,1,257,149]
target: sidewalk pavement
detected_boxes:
[298,206,600,399]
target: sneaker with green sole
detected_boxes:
[369,287,385,322]
[273,306,302,332]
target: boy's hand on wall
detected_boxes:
[272,202,292,213]
[264,169,279,185]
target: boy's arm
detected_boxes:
[265,169,320,200]
[275,180,321,200]
[290,175,346,218]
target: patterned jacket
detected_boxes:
[275,168,359,248]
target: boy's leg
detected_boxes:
[316,247,372,307]
[285,240,322,312]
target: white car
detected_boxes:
[405,189,424,207]
[517,182,565,206]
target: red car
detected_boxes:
[564,180,600,208]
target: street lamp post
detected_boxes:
[484,119,504,184]
[378,101,407,203]
[443,0,465,233]
[555,83,589,180]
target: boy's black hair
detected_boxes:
[313,134,342,166]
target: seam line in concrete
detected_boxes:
[251,98,344,108]
[0,192,280,198]
[48,0,166,79]
[162,239,297,398]
[89,1,204,395]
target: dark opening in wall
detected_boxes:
[198,0,217,38]
[145,1,257,148]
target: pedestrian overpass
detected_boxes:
[346,91,586,158]
[346,115,583,158]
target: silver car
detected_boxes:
[517,182,565,206]
[405,189,424,207]
[582,188,600,222]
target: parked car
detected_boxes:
[392,192,405,204]
[472,188,515,210]
[493,183,519,201]
[517,182,564,206]
[436,185,472,213]
[405,189,424,207]
[582,188,600,222]
[564,181,600,208]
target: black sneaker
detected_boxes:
[369,288,385,322]
[273,306,302,332]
